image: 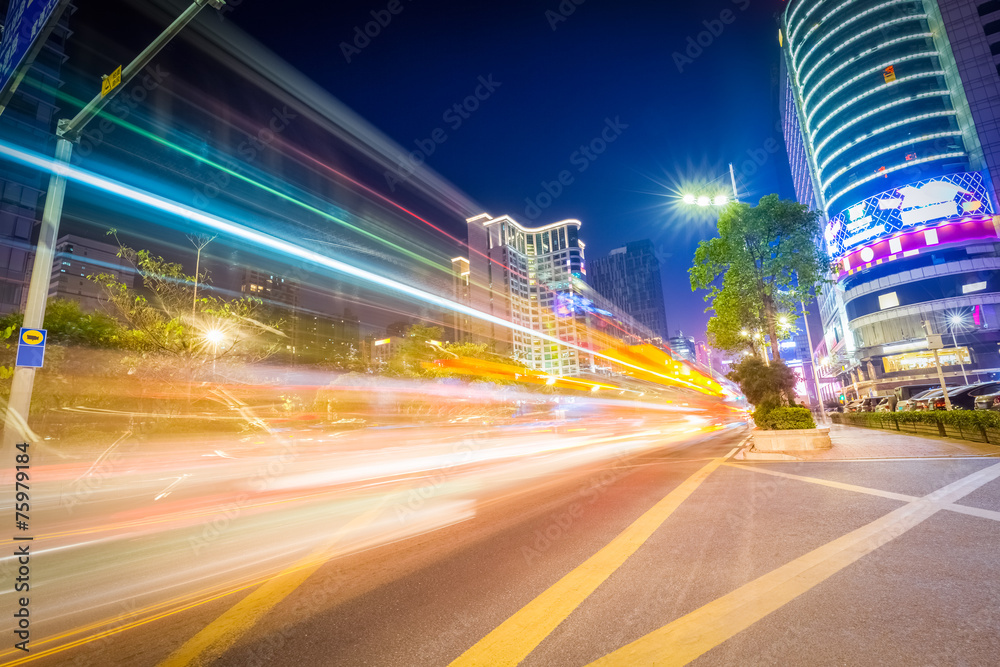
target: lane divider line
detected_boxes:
[586,460,1000,666]
[449,453,732,667]
[158,497,392,667]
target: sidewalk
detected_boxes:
[735,423,1000,461]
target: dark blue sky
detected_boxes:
[231,0,796,342]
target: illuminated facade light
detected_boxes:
[814,93,952,157]
[825,153,966,214]
[820,132,963,190]
[805,52,939,123]
[817,111,958,172]
[799,18,930,89]
[811,71,948,138]
[790,0,915,71]
[803,31,932,103]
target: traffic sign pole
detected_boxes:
[2,0,225,448]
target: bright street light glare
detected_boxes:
[204,329,226,345]
[949,315,965,325]
[682,193,696,204]
[697,196,711,207]
[713,195,728,206]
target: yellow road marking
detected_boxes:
[158,498,391,667]
[588,460,1000,666]
[449,448,736,667]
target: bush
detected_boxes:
[755,406,816,430]
[832,410,1000,431]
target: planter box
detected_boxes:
[753,426,831,452]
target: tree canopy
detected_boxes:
[689,194,828,361]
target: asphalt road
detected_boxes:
[9,425,1000,666]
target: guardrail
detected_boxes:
[830,411,1000,445]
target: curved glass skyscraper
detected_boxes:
[781,0,1000,395]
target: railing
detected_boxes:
[831,411,1000,446]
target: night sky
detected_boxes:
[57,0,798,343]
[224,0,796,343]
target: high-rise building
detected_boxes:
[668,331,696,363]
[588,240,669,342]
[458,213,658,376]
[780,0,1000,394]
[23,235,135,313]
[461,213,590,375]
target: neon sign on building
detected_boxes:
[825,172,993,259]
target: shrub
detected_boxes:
[831,410,1000,431]
[755,406,816,430]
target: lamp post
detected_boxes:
[947,313,970,385]
[205,329,225,376]
[923,319,952,411]
[3,0,226,447]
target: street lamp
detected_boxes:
[205,328,225,375]
[680,163,741,207]
[947,312,970,384]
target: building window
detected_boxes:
[878,292,899,310]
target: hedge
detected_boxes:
[755,406,816,430]
[831,410,1000,445]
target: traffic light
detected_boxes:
[839,393,846,403]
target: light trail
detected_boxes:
[0,140,716,393]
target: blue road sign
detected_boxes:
[15,327,46,368]
[0,0,72,115]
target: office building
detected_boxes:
[23,235,136,313]
[668,331,696,363]
[588,240,669,342]
[457,213,658,376]
[780,0,1000,394]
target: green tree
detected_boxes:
[385,324,444,377]
[727,356,797,410]
[90,233,282,362]
[689,194,828,361]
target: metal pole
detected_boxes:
[924,320,952,411]
[800,300,827,424]
[728,163,739,203]
[3,137,73,446]
[192,245,201,319]
[3,0,224,447]
[951,326,969,385]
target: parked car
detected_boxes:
[847,397,880,413]
[894,384,938,404]
[875,395,898,412]
[974,391,1000,411]
[906,388,945,411]
[845,399,864,413]
[927,382,1000,411]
